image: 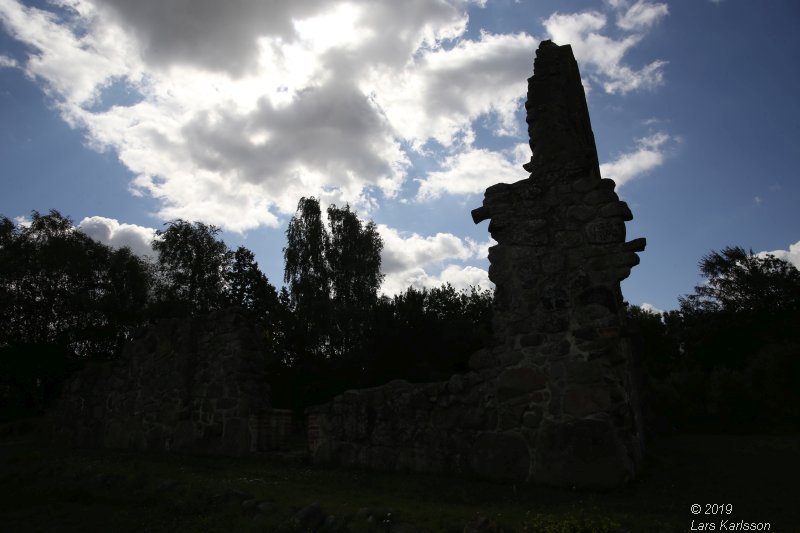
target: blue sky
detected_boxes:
[1,0,798,312]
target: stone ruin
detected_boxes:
[307,40,646,487]
[51,308,292,455]
[48,40,645,488]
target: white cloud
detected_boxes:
[1,0,670,236]
[467,236,497,261]
[0,54,17,68]
[0,0,510,232]
[377,223,492,295]
[600,132,671,186]
[616,1,669,32]
[757,241,800,270]
[90,0,478,77]
[91,0,327,77]
[371,31,537,148]
[13,215,31,228]
[0,0,143,105]
[379,224,474,273]
[640,302,664,314]
[382,264,492,296]
[416,144,528,200]
[437,264,492,291]
[543,9,667,94]
[77,216,156,258]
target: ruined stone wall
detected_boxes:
[308,367,517,480]
[307,41,646,488]
[50,308,286,455]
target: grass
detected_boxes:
[0,424,797,532]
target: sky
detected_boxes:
[1,0,798,312]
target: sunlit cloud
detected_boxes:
[758,241,800,270]
[0,53,17,68]
[544,8,667,94]
[616,1,669,32]
[78,216,156,258]
[640,302,664,314]
[600,132,672,186]
[378,223,492,295]
[416,144,529,200]
[1,0,670,236]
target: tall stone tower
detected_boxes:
[308,40,645,488]
[471,40,645,485]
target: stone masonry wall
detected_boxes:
[307,41,646,488]
[51,308,285,455]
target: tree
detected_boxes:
[283,197,331,357]
[152,220,232,315]
[676,246,800,373]
[326,204,383,356]
[0,210,128,354]
[2,210,91,346]
[0,216,21,347]
[283,198,386,360]
[0,210,152,415]
[626,305,681,380]
[680,246,800,314]
[97,246,153,351]
[361,284,493,385]
[226,246,279,316]
[226,245,284,351]
[637,245,800,432]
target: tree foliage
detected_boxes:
[283,197,331,357]
[326,203,383,357]
[151,220,232,316]
[1,203,496,417]
[362,284,493,386]
[282,198,384,359]
[631,246,800,433]
[0,211,151,416]
[0,210,151,357]
[7,205,799,434]
[227,246,279,316]
[680,246,800,314]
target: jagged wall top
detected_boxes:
[470,39,646,345]
[523,40,599,178]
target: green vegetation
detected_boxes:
[5,208,797,432]
[2,426,797,532]
[0,207,492,416]
[2,206,799,432]
[628,246,800,433]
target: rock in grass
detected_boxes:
[226,488,254,502]
[464,516,499,532]
[211,487,255,506]
[241,499,259,514]
[389,522,420,533]
[317,514,350,533]
[156,478,179,490]
[257,501,274,514]
[293,502,325,531]
[95,472,127,488]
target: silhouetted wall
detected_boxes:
[50,308,287,454]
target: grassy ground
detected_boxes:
[0,424,796,532]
